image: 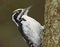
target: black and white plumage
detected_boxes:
[12,6,44,47]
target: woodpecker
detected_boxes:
[12,6,44,47]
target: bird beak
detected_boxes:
[24,6,32,15]
[25,6,32,10]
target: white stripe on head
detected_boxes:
[17,9,24,21]
[12,13,19,26]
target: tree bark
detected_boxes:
[42,0,60,47]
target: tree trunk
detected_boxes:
[42,0,60,47]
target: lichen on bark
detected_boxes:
[42,0,60,47]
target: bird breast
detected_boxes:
[21,15,43,45]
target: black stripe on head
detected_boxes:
[13,10,22,23]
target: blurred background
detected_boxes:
[0,0,45,47]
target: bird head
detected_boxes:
[12,6,31,26]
